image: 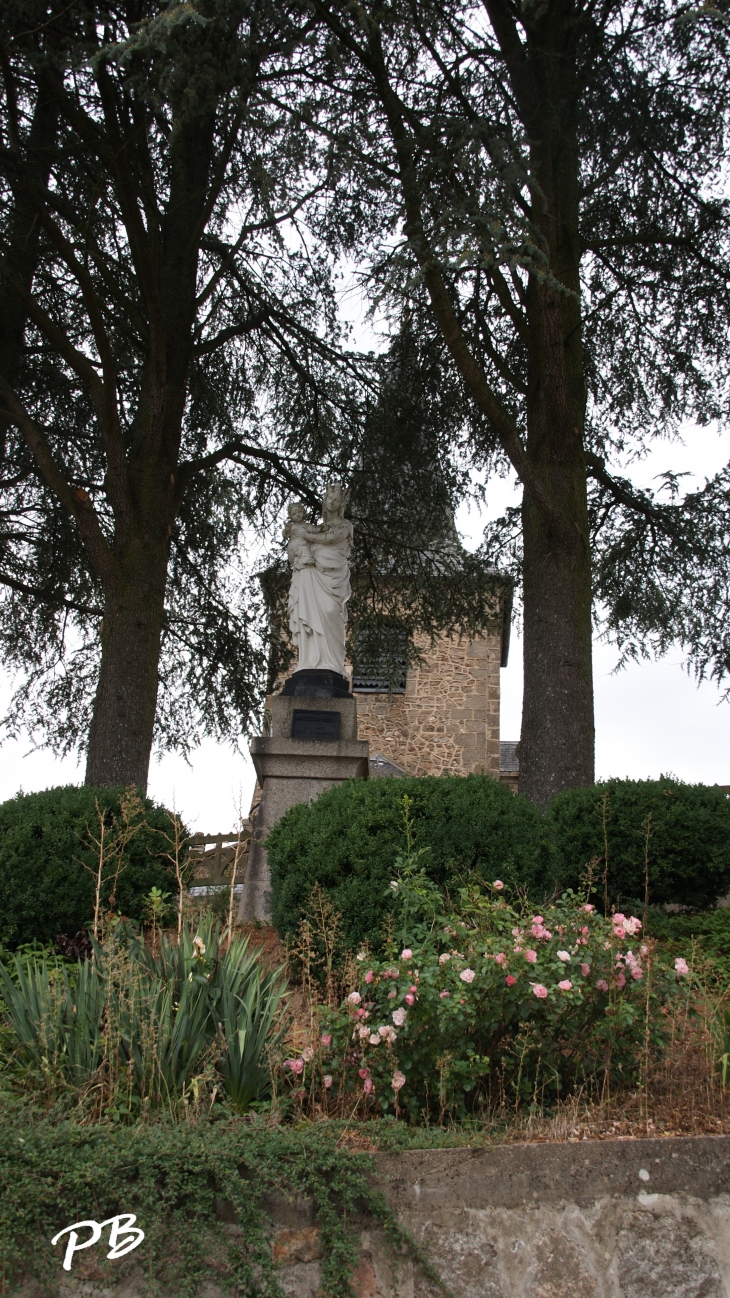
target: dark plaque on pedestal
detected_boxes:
[290,709,341,740]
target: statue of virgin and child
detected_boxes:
[284,481,353,678]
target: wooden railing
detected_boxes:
[187,826,252,888]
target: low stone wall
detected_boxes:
[13,1135,730,1297]
[271,1135,730,1297]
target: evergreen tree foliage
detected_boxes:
[0,1,505,786]
[293,0,730,801]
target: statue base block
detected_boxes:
[281,668,351,698]
[238,693,368,921]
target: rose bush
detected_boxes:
[287,873,693,1122]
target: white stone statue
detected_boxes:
[285,482,353,676]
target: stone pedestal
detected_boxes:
[238,681,369,921]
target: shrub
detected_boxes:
[268,774,543,952]
[0,916,285,1117]
[644,906,730,987]
[310,872,692,1122]
[543,778,730,910]
[0,784,188,947]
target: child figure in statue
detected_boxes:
[284,502,317,570]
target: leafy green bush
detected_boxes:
[543,778,730,910]
[268,774,543,952]
[644,906,730,986]
[0,784,187,947]
[312,866,692,1122]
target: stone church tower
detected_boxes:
[352,612,511,781]
[264,578,514,785]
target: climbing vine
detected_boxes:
[0,1101,448,1296]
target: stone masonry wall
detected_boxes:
[20,1135,730,1297]
[355,627,502,779]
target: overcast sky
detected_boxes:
[0,416,725,832]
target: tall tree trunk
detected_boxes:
[520,474,594,806]
[518,74,595,807]
[83,112,215,791]
[0,73,58,452]
[85,539,168,791]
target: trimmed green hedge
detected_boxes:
[268,774,730,951]
[268,773,543,951]
[543,777,730,910]
[0,785,185,948]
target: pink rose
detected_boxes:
[583,904,595,912]
[358,1067,369,1079]
[363,1077,373,1094]
[558,980,572,991]
[532,916,544,924]
[495,952,507,966]
[387,990,396,999]
[631,967,643,980]
[511,928,521,937]
[615,971,626,989]
[493,879,504,890]
[624,917,642,935]
[581,964,591,977]
[460,968,475,984]
[674,957,689,976]
[391,1070,406,1092]
[290,1058,304,1074]
[439,990,451,998]
[613,913,626,924]
[596,979,609,992]
[321,1034,332,1047]
[506,975,517,986]
[348,991,362,1005]
[323,1074,333,1088]
[532,984,548,999]
[405,993,415,1005]
[614,927,625,939]
[525,949,538,964]
[557,950,571,962]
[401,948,413,960]
[392,1007,407,1026]
[364,970,374,984]
[409,984,418,993]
